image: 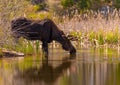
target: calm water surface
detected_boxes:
[0,48,120,85]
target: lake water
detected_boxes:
[0,48,120,85]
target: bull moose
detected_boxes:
[11,17,76,57]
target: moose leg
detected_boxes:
[42,42,48,58]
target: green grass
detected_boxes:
[35,40,40,54]
[106,31,119,44]
[27,12,52,19]
[5,38,36,55]
[97,31,105,45]
[70,30,119,47]
[15,41,34,55]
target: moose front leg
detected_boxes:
[42,42,48,58]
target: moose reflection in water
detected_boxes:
[14,55,76,85]
[1,49,120,85]
[11,17,76,57]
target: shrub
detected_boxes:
[115,0,120,8]
[77,0,91,10]
[61,0,74,8]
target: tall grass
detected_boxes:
[58,9,120,48]
[13,39,42,55]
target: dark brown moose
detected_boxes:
[11,17,76,57]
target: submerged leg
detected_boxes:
[42,42,48,58]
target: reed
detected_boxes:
[11,39,35,55]
[57,9,120,48]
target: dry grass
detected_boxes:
[57,9,120,48]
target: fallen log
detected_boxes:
[1,49,24,57]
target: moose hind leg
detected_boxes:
[42,42,48,58]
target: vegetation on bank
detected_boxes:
[0,0,120,55]
[5,9,120,55]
